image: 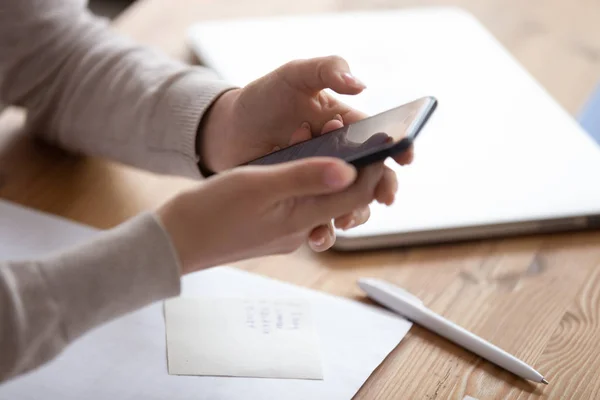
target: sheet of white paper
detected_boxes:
[0,199,412,400]
[165,297,323,379]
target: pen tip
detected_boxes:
[541,378,549,385]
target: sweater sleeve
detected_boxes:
[0,213,182,383]
[0,0,236,178]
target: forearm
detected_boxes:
[0,0,235,178]
[0,213,181,382]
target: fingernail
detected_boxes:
[341,72,366,89]
[324,164,353,189]
[301,122,311,131]
[310,236,326,247]
[343,218,356,230]
[333,114,343,123]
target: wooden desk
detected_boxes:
[2,1,600,398]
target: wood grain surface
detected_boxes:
[2,1,600,399]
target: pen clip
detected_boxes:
[359,278,424,306]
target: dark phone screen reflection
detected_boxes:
[247,98,430,166]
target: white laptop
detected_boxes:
[187,7,600,250]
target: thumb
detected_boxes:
[278,56,366,95]
[266,158,357,199]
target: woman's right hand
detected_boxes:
[157,157,385,275]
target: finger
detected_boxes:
[265,158,357,199]
[374,166,398,206]
[304,163,384,226]
[313,94,368,133]
[320,117,344,135]
[334,205,371,230]
[290,117,343,146]
[393,145,414,165]
[288,122,313,145]
[308,222,335,252]
[279,56,366,95]
[340,108,369,124]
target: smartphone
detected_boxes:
[243,96,437,168]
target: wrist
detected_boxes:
[196,88,241,174]
[156,193,203,276]
[158,188,237,276]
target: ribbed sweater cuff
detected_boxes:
[149,71,237,179]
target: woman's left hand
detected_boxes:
[198,55,414,250]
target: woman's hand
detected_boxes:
[198,56,414,249]
[157,158,386,275]
[199,55,413,172]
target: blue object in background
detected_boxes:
[579,84,600,145]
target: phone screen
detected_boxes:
[246,96,436,166]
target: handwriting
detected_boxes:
[243,300,305,334]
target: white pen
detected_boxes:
[358,278,548,385]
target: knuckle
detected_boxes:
[318,55,347,84]
[327,54,346,67]
[285,59,304,70]
[316,90,332,110]
[316,59,328,85]
[233,168,266,197]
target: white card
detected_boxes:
[165,297,323,380]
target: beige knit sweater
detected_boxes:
[0,0,235,382]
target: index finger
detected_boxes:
[279,56,366,95]
[393,145,414,165]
